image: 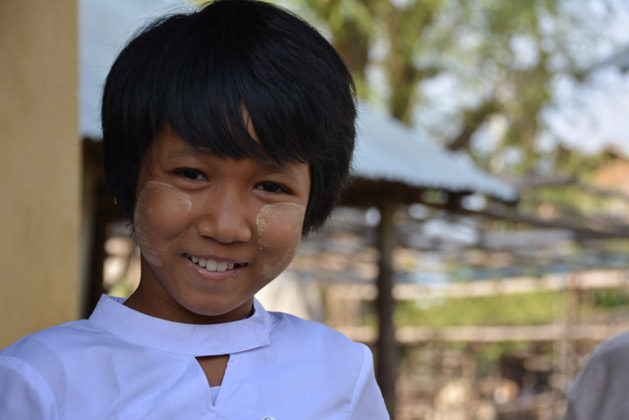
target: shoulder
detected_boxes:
[2,321,91,357]
[576,331,629,375]
[267,310,366,357]
[0,321,98,420]
[1,320,102,362]
[0,318,118,390]
[264,312,378,388]
[575,330,629,374]
[262,312,388,418]
[591,330,629,355]
[565,331,629,419]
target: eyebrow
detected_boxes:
[167,147,210,160]
[168,147,305,182]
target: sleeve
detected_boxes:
[0,355,60,420]
[564,352,606,420]
[348,344,390,420]
[564,340,629,420]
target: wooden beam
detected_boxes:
[327,268,629,301]
[337,323,629,345]
[376,198,397,419]
[459,206,629,238]
[345,175,629,239]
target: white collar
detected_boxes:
[88,295,271,356]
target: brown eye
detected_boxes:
[175,168,207,181]
[257,182,288,194]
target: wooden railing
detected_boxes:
[327,268,629,344]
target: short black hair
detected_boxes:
[101,0,356,232]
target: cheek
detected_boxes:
[256,203,306,279]
[134,181,192,266]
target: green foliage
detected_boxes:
[590,289,629,309]
[552,147,618,178]
[393,291,564,326]
[368,288,629,330]
[283,0,625,178]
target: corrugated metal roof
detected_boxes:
[79,0,517,202]
[354,106,518,201]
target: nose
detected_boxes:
[195,188,253,244]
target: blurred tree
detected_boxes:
[284,0,626,179]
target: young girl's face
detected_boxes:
[126,126,311,324]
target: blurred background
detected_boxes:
[2,0,629,419]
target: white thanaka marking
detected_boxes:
[255,203,306,279]
[134,181,193,267]
[144,181,193,211]
[256,203,305,235]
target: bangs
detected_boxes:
[164,64,307,165]
[102,0,356,228]
[137,8,314,165]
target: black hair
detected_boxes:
[101,0,356,232]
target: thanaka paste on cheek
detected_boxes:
[256,203,306,279]
[134,181,193,267]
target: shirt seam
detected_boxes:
[0,354,62,419]
[346,343,368,419]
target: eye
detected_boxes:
[174,168,207,181]
[257,181,289,194]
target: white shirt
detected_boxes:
[565,331,629,420]
[0,295,388,420]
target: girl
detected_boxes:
[0,1,389,419]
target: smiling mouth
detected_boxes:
[187,255,245,272]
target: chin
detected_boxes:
[182,298,248,319]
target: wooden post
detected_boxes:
[562,272,578,383]
[376,198,397,418]
[554,270,577,418]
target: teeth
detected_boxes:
[206,259,218,271]
[189,255,240,272]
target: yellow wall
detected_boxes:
[0,1,80,347]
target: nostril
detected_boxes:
[195,217,253,243]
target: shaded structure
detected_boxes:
[341,108,517,417]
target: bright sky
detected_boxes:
[535,0,629,156]
[546,69,629,155]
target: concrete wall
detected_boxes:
[0,1,80,347]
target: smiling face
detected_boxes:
[124,127,310,324]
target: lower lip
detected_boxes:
[186,257,242,281]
